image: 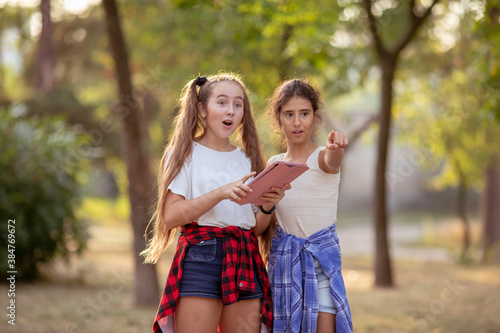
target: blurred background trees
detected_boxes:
[0,0,498,306]
[101,0,158,306]
[0,111,88,280]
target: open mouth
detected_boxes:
[223,120,233,128]
[292,130,303,135]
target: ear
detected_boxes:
[198,102,206,118]
[314,111,320,124]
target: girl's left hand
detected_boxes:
[326,131,349,150]
[260,183,292,211]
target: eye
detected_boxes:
[218,100,226,105]
[284,113,293,117]
[235,102,243,108]
[301,111,310,117]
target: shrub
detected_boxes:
[0,110,88,280]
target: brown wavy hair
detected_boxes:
[260,78,323,265]
[267,78,323,133]
[142,73,265,263]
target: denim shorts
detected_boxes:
[179,238,263,300]
[315,261,337,315]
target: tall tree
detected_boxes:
[480,1,500,262]
[35,0,54,93]
[483,156,500,261]
[455,160,471,261]
[362,0,438,286]
[101,0,158,306]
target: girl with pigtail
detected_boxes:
[142,73,290,333]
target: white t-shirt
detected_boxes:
[268,146,341,239]
[165,142,257,229]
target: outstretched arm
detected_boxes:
[319,131,349,174]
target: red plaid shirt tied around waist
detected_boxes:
[153,223,273,333]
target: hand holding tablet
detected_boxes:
[235,161,309,206]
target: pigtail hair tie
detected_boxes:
[196,76,207,86]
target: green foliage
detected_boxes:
[23,86,123,159]
[0,110,89,280]
[394,1,500,192]
[2,0,497,209]
[119,0,347,99]
[476,0,500,121]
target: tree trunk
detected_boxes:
[363,0,438,287]
[483,154,500,262]
[279,24,293,80]
[374,58,396,286]
[101,0,159,307]
[456,163,470,262]
[35,0,54,93]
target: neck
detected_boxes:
[284,141,317,162]
[197,134,234,152]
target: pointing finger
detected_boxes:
[240,171,257,183]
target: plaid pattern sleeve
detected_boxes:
[268,224,353,333]
[152,223,272,333]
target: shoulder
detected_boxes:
[267,153,284,166]
[166,143,197,168]
[306,146,323,169]
[185,142,199,166]
[236,147,252,161]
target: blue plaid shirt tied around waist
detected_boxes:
[268,224,353,333]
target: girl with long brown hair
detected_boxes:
[261,78,353,333]
[142,73,288,333]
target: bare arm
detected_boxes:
[162,172,256,229]
[319,130,349,174]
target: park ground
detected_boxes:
[1,204,499,333]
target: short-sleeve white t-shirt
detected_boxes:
[165,142,257,229]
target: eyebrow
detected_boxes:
[283,108,312,112]
[216,94,244,100]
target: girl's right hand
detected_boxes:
[221,171,256,201]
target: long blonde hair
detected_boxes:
[142,73,265,263]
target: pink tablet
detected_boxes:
[236,161,309,206]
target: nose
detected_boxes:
[293,115,300,126]
[227,104,235,115]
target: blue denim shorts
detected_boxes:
[179,238,263,300]
[315,261,337,315]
